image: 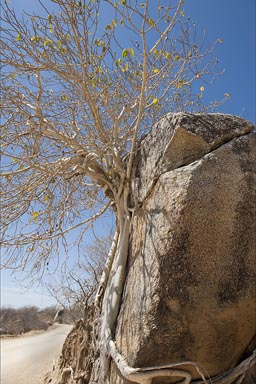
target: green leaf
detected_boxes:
[148,18,155,27]
[122,49,128,58]
[32,211,39,222]
[95,39,105,47]
[122,48,135,58]
[96,66,103,73]
[128,47,135,57]
[115,58,122,66]
[44,39,53,46]
[31,35,41,43]
[61,94,69,101]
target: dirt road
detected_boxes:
[0,323,72,384]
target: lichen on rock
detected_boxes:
[112,113,256,383]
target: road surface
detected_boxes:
[0,323,72,384]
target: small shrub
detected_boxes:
[0,305,57,335]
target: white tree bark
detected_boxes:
[98,205,131,383]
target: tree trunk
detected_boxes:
[45,113,256,384]
[92,211,131,383]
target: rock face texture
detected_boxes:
[111,113,256,383]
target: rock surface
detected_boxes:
[111,113,256,383]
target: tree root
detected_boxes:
[192,349,256,384]
[109,340,203,384]
[109,340,256,384]
[94,199,256,384]
[60,367,74,384]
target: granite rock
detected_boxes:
[111,113,256,383]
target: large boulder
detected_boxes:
[111,113,256,383]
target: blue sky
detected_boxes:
[183,0,255,123]
[1,283,57,308]
[1,0,255,308]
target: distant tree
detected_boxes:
[0,307,17,334]
[0,0,224,382]
[38,305,58,325]
[0,306,48,334]
[47,234,112,320]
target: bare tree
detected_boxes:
[0,1,224,382]
[47,234,112,320]
[0,306,49,334]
